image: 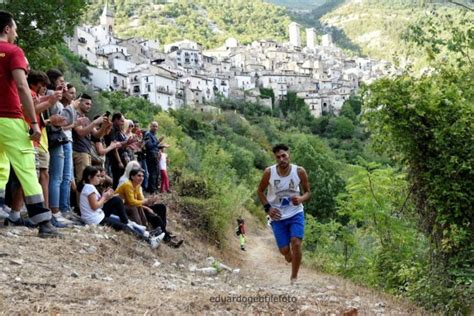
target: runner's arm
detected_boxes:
[256,168,271,206]
[295,167,311,204]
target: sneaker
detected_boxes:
[52,213,74,226]
[150,227,163,237]
[148,234,165,249]
[156,232,166,241]
[38,221,63,238]
[50,215,68,228]
[4,217,25,226]
[241,246,246,251]
[61,211,83,225]
[0,207,11,219]
[24,219,37,228]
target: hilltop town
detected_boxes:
[67,3,395,116]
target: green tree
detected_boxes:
[326,117,355,139]
[1,0,86,67]
[363,21,474,311]
[287,134,345,221]
[104,91,162,126]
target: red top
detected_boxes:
[0,42,28,119]
[239,223,245,235]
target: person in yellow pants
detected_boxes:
[0,11,59,237]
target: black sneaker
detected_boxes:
[4,217,25,226]
[38,221,63,239]
[150,227,163,237]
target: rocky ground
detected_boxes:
[0,207,426,315]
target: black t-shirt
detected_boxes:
[72,128,92,154]
[91,134,103,146]
[104,125,127,163]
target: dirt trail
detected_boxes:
[239,228,423,315]
[0,220,424,314]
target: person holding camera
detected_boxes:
[104,112,133,189]
[72,94,110,184]
[44,69,73,227]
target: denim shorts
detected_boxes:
[270,212,304,249]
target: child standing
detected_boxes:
[237,218,246,251]
[159,146,170,193]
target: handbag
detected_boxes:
[44,109,68,149]
[46,125,68,149]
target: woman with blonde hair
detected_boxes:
[116,168,183,248]
[118,160,141,187]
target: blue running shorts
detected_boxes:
[270,212,304,249]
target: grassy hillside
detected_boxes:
[281,0,472,69]
[320,0,472,68]
[84,0,292,48]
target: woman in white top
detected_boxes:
[78,166,163,248]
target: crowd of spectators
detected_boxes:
[0,10,181,248]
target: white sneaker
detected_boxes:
[52,213,74,225]
[156,232,166,241]
[149,235,162,249]
[0,206,10,219]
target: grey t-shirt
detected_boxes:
[45,90,65,133]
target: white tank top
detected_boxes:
[266,164,304,220]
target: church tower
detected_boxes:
[100,1,114,34]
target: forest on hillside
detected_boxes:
[291,0,473,69]
[84,0,291,48]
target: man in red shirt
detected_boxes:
[0,10,59,237]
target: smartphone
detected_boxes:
[103,111,111,117]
